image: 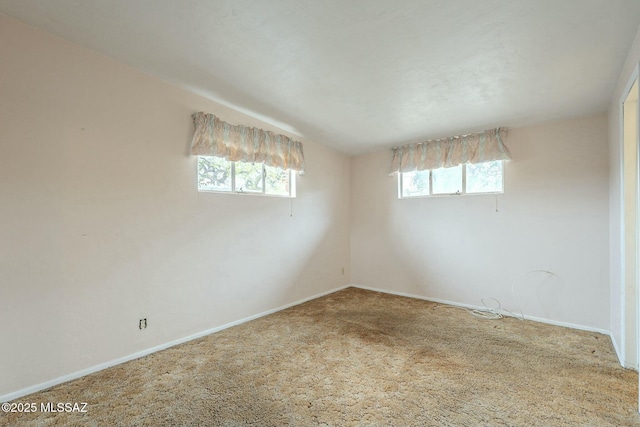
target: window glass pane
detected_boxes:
[432,165,462,194]
[466,160,503,193]
[265,165,290,196]
[401,170,430,197]
[234,162,263,193]
[198,156,231,191]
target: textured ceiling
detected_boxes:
[1,0,640,154]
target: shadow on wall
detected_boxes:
[387,192,570,321]
[203,188,339,322]
[0,175,336,398]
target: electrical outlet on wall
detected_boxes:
[139,318,147,330]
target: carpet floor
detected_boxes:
[2,287,639,426]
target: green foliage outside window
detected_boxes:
[400,161,503,198]
[197,156,293,197]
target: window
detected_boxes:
[197,156,295,197]
[432,164,463,195]
[399,160,503,198]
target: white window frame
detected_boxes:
[197,156,296,198]
[398,161,504,199]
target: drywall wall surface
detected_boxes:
[351,114,610,330]
[608,23,640,367]
[622,95,638,367]
[0,14,351,397]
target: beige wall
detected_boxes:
[0,14,351,398]
[609,26,640,369]
[351,114,610,331]
[2,8,634,400]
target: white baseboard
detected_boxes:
[353,285,635,370]
[0,285,351,403]
[610,333,626,368]
[350,284,612,336]
[1,283,624,402]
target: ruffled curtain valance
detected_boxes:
[189,112,306,172]
[390,128,511,174]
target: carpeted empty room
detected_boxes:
[4,1,640,426]
[2,288,639,427]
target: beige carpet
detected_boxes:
[2,287,639,426]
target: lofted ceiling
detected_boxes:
[1,0,640,155]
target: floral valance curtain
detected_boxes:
[189,112,306,172]
[390,128,511,174]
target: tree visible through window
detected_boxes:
[198,156,232,191]
[466,161,503,193]
[399,160,503,198]
[197,156,295,197]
